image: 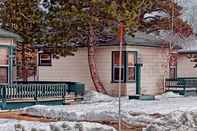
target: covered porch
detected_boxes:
[0,29,85,110]
[165,49,197,96]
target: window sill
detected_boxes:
[111,81,136,84]
[38,64,52,66]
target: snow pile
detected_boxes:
[81,91,114,104]
[155,91,183,99]
[22,97,197,129]
[0,119,116,131]
[145,110,197,131]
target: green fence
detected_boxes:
[0,81,85,109]
[165,77,197,95]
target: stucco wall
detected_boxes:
[177,55,197,77]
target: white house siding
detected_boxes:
[38,48,94,90]
[38,46,128,96]
[38,45,170,96]
[0,39,15,46]
[177,55,197,77]
[94,46,127,96]
[126,46,169,95]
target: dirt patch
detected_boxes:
[0,111,144,131]
[0,111,54,122]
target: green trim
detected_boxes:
[8,46,14,84]
[0,45,16,48]
[135,63,143,95]
[0,45,15,84]
[111,51,137,83]
[126,51,138,83]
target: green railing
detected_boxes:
[0,82,85,109]
[0,84,68,100]
[165,77,197,95]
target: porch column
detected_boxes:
[135,63,143,95]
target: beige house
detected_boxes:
[36,33,197,96]
[1,29,195,96]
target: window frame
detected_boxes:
[111,51,137,83]
[38,53,52,66]
[169,54,177,79]
[126,51,137,82]
[0,47,9,83]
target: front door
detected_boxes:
[0,48,9,83]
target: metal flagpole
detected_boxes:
[118,21,124,131]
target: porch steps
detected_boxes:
[128,95,155,100]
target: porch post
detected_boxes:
[8,46,14,84]
[135,63,143,95]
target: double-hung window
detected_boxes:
[38,53,52,66]
[112,51,137,83]
[112,52,125,82]
[0,48,9,83]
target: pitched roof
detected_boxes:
[0,29,23,42]
[97,32,165,48]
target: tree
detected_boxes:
[46,0,192,93]
[139,0,192,37]
[0,0,192,93]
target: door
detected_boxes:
[0,48,9,83]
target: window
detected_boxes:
[39,53,52,66]
[112,52,125,82]
[0,67,8,83]
[169,54,177,79]
[112,51,137,83]
[127,52,136,81]
[0,48,9,83]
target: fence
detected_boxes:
[0,81,85,109]
[165,77,197,95]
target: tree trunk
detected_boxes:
[88,24,107,94]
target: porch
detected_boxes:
[0,81,85,110]
[165,77,197,96]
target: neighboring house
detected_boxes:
[0,29,22,84]
[36,32,197,96]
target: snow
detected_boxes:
[81,91,114,104]
[0,119,116,131]
[19,91,197,130]
[155,91,183,99]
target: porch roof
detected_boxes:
[0,29,23,42]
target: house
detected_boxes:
[0,29,22,84]
[35,32,197,96]
[1,29,196,96]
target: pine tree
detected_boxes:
[0,0,192,92]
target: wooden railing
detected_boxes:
[0,81,85,109]
[165,77,197,95]
[0,83,68,100]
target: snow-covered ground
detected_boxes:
[19,91,197,131]
[0,119,116,131]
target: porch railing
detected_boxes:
[165,77,197,95]
[0,83,68,100]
